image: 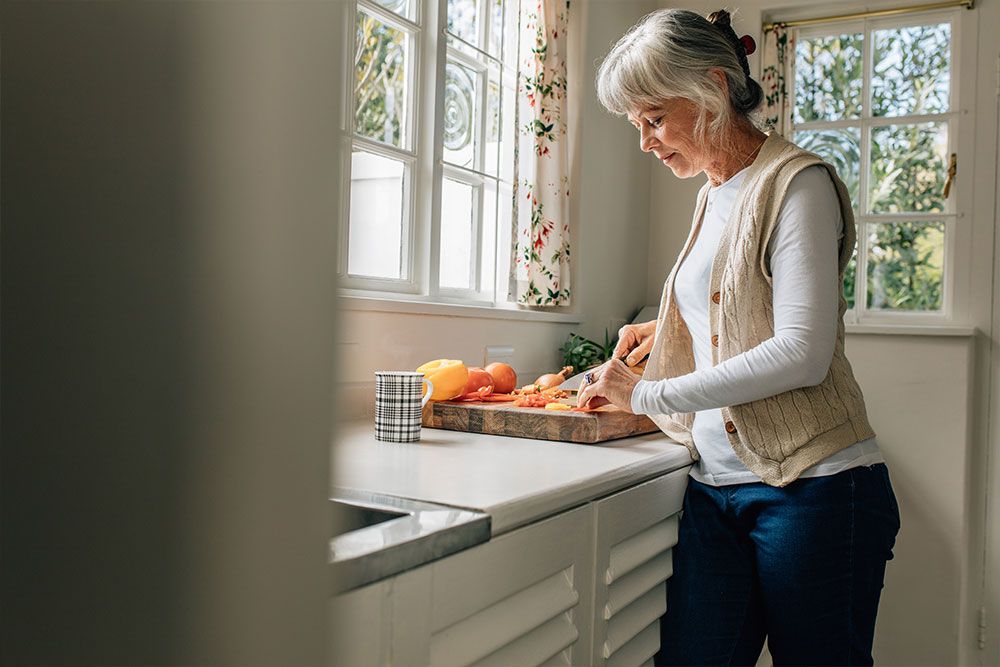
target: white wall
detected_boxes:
[850,334,976,665]
[338,0,655,400]
[643,1,1000,665]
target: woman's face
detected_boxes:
[627,98,708,179]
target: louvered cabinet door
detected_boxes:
[425,504,595,667]
[590,467,689,667]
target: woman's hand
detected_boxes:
[613,320,656,367]
[576,358,642,413]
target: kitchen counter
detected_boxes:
[333,419,694,536]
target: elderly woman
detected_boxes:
[578,8,901,666]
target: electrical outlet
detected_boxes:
[485,345,515,367]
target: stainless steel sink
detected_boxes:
[332,501,407,537]
[329,488,490,594]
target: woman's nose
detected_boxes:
[639,125,656,153]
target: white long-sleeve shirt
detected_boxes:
[631,165,882,486]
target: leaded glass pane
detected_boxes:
[443,60,480,169]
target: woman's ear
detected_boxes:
[708,68,730,97]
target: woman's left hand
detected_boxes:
[576,357,641,413]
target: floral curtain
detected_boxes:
[760,24,795,136]
[509,0,571,306]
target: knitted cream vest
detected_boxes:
[643,132,875,488]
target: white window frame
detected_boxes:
[790,8,968,326]
[340,0,423,295]
[338,0,519,310]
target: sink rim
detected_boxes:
[329,487,490,594]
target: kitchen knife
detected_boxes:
[557,369,592,393]
[558,359,647,393]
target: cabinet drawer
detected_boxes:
[590,467,689,667]
[428,503,595,667]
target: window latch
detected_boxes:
[943,152,957,199]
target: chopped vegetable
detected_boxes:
[415,359,469,401]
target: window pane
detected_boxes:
[480,180,499,296]
[501,0,519,69]
[866,221,944,311]
[872,22,950,117]
[484,64,501,177]
[844,248,857,310]
[349,151,405,279]
[794,33,863,122]
[496,180,514,297]
[794,127,861,208]
[369,0,412,21]
[354,11,408,148]
[489,0,504,58]
[440,178,476,289]
[499,72,516,182]
[447,0,479,45]
[443,60,480,169]
[869,123,948,213]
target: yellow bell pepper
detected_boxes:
[544,402,573,411]
[416,359,468,401]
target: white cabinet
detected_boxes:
[329,577,392,667]
[589,467,687,667]
[331,467,690,667]
[424,504,594,667]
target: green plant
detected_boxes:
[560,329,618,374]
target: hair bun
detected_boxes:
[708,9,732,28]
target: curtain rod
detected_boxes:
[762,0,973,32]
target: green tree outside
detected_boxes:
[794,23,950,312]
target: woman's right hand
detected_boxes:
[613,320,656,367]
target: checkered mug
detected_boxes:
[374,371,434,443]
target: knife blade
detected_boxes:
[557,369,592,393]
[558,357,648,393]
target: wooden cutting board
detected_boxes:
[421,400,660,444]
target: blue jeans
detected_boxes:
[656,463,901,666]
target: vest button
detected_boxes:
[711,291,720,304]
[725,421,737,434]
[711,334,719,347]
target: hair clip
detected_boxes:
[739,34,757,56]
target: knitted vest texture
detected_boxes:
[642,132,876,487]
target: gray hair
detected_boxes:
[595,9,764,141]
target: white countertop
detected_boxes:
[333,420,694,536]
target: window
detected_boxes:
[790,11,961,323]
[341,0,520,306]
